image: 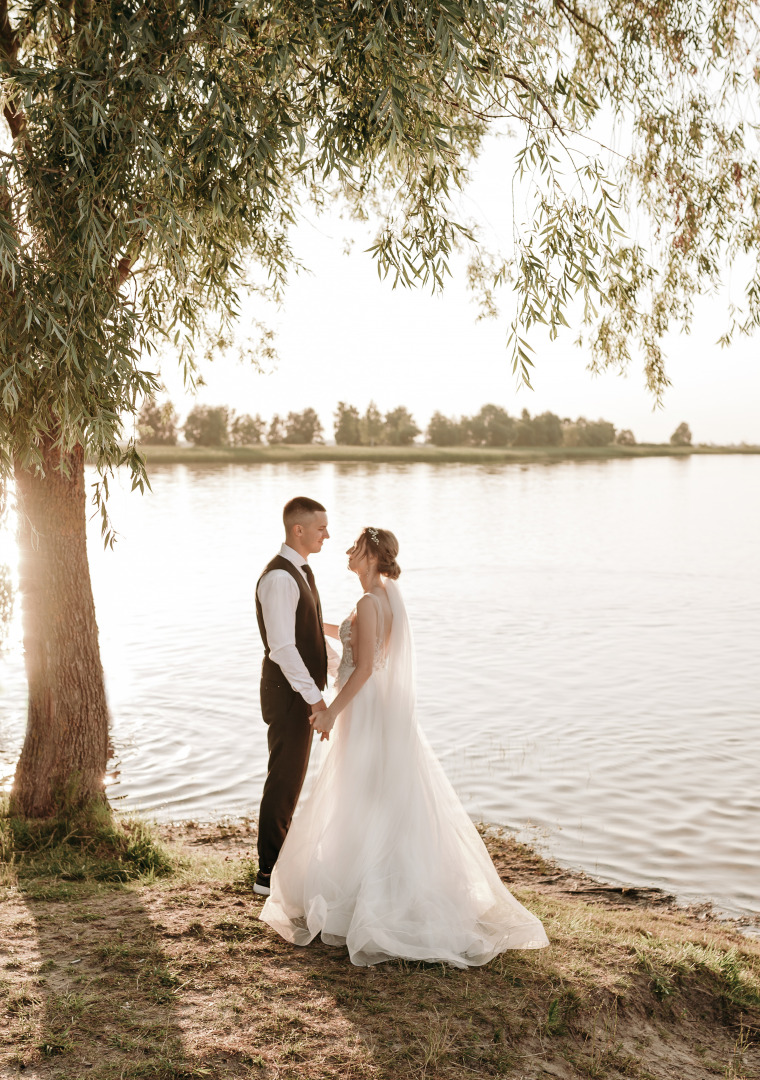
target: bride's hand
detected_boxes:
[309,706,335,742]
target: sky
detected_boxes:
[1,115,756,446]
[156,131,759,446]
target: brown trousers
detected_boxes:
[256,672,313,877]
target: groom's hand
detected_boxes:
[308,698,327,732]
[308,700,332,741]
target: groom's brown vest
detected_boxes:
[255,556,328,691]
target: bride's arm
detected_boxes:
[309,595,377,740]
[323,622,340,639]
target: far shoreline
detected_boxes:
[131,442,760,466]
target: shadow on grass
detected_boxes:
[21,885,194,1080]
[247,913,550,1080]
[0,809,202,1079]
[6,824,758,1080]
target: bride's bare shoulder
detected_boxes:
[356,592,378,616]
[366,588,392,622]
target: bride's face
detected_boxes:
[346,536,372,575]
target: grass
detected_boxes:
[0,820,758,1079]
[0,799,174,900]
[131,442,760,467]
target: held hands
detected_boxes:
[309,699,336,742]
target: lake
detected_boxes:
[1,456,758,920]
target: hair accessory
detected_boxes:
[367,527,380,545]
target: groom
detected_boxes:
[253,496,337,896]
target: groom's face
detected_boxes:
[298,511,329,555]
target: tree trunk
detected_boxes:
[10,440,110,818]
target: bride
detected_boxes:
[259,527,549,967]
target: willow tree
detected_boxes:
[1,1,758,817]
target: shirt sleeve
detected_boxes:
[257,570,324,706]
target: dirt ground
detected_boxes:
[1,820,758,1080]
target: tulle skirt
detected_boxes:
[260,671,549,967]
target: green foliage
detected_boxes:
[464,405,516,448]
[0,0,758,501]
[540,988,581,1037]
[383,406,420,446]
[563,418,617,447]
[334,402,362,445]
[267,414,286,445]
[283,408,323,445]
[235,858,262,894]
[360,401,384,447]
[0,799,174,885]
[512,408,542,447]
[427,411,464,447]
[635,937,760,1012]
[530,411,564,447]
[670,422,693,446]
[581,419,617,447]
[428,407,612,447]
[137,397,178,446]
[229,411,265,447]
[132,397,633,451]
[183,405,229,448]
[338,401,420,446]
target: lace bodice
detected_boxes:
[335,593,388,689]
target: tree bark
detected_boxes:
[11,440,110,818]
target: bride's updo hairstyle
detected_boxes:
[361,527,401,580]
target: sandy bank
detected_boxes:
[1,820,758,1079]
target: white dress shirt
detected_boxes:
[257,543,339,705]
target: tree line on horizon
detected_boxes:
[138,398,694,450]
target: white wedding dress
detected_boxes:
[260,580,549,967]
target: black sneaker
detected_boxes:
[253,872,271,897]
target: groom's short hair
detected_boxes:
[283,496,326,528]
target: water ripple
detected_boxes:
[0,456,759,916]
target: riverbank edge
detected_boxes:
[1,819,758,1080]
[128,443,760,466]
